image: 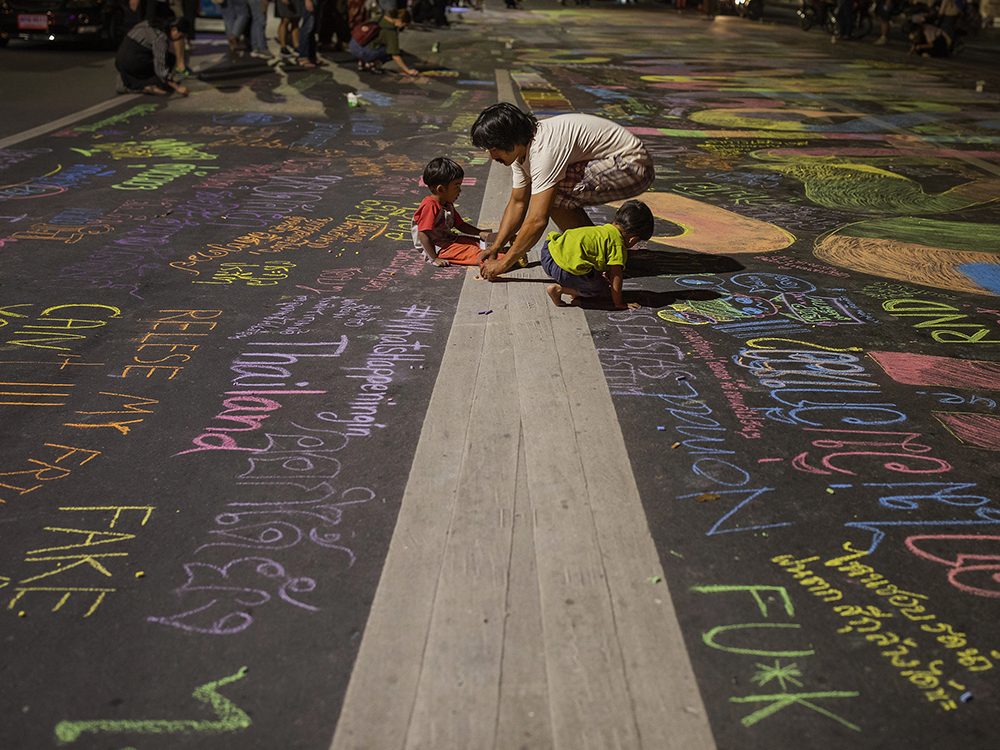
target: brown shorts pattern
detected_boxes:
[551,155,655,210]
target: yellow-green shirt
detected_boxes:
[546,223,626,275]
[371,17,401,55]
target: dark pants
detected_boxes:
[144,0,172,22]
[298,0,317,60]
[318,0,346,45]
[836,0,854,36]
[413,0,447,24]
[116,35,175,90]
[181,0,199,38]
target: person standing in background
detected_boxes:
[219,0,250,52]
[833,0,854,40]
[275,0,301,58]
[247,0,270,57]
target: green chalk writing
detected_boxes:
[54,666,250,744]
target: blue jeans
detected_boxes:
[247,0,268,51]
[298,0,316,59]
[349,37,388,64]
[223,0,250,39]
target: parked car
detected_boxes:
[0,0,130,48]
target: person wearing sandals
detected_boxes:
[297,0,323,66]
[115,15,191,96]
[349,9,419,75]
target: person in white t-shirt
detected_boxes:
[470,103,653,281]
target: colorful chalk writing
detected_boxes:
[5,505,152,617]
[691,584,861,730]
[771,545,997,710]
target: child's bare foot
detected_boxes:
[547,284,569,307]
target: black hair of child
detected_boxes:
[153,15,192,34]
[615,200,655,241]
[471,103,538,152]
[423,157,464,190]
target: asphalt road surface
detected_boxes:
[3,3,1000,748]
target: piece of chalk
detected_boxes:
[135,571,145,578]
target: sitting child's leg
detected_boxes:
[547,283,580,307]
[541,260,608,308]
[436,236,482,266]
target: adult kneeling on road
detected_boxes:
[115,16,191,96]
[471,103,654,281]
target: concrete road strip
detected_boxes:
[329,70,717,750]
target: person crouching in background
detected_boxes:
[115,15,191,95]
[349,8,420,75]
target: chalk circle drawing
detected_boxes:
[905,535,1000,598]
[613,192,795,254]
[0,182,67,200]
[730,272,817,295]
[673,275,728,290]
[54,666,251,744]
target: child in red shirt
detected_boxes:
[411,157,492,267]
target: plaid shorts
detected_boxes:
[552,155,654,210]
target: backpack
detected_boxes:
[351,18,381,47]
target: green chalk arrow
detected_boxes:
[54,666,251,745]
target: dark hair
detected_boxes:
[156,16,192,35]
[387,8,412,23]
[615,200,655,241]
[422,157,464,189]
[470,103,537,151]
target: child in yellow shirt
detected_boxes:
[543,199,653,309]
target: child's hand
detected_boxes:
[479,230,491,242]
[434,258,451,267]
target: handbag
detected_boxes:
[351,18,381,46]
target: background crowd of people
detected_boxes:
[114,0,998,94]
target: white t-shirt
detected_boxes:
[511,113,650,195]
